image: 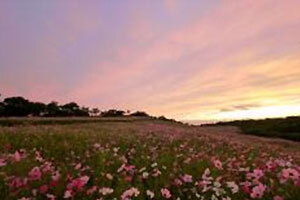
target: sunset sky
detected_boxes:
[1,0,300,121]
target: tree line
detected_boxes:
[0,95,150,118]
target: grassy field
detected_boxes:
[0,118,299,200]
[209,116,300,142]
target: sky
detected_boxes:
[1,0,300,121]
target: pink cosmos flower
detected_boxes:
[51,171,60,182]
[181,174,193,183]
[161,188,172,199]
[152,168,161,177]
[265,161,277,171]
[0,158,6,167]
[14,150,22,162]
[174,178,183,186]
[74,163,82,170]
[280,168,299,184]
[42,162,53,173]
[213,159,223,170]
[253,169,264,180]
[250,183,266,199]
[121,187,140,200]
[9,177,28,188]
[64,190,73,199]
[67,175,90,191]
[86,186,98,195]
[28,167,42,181]
[241,181,252,194]
[226,181,239,194]
[35,151,44,162]
[124,164,135,172]
[39,184,48,194]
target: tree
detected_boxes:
[130,111,149,117]
[46,101,60,116]
[29,102,47,116]
[3,96,31,116]
[90,108,100,116]
[101,109,125,117]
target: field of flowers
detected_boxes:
[0,119,299,200]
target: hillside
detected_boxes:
[0,118,299,199]
[205,116,300,141]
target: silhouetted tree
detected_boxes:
[3,96,31,116]
[0,102,4,117]
[61,102,80,116]
[29,102,47,116]
[45,101,60,117]
[75,106,89,117]
[130,111,149,117]
[101,109,125,117]
[90,108,100,116]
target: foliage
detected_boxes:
[0,96,89,117]
[130,111,149,117]
[101,109,125,117]
[208,116,300,141]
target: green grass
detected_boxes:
[0,118,299,199]
[0,116,153,127]
[208,116,300,141]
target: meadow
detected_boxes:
[0,118,299,200]
[210,117,300,142]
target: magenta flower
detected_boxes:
[0,158,6,167]
[161,188,172,199]
[9,177,27,188]
[250,183,266,199]
[181,174,193,183]
[39,184,48,194]
[280,168,299,184]
[28,167,42,181]
[67,175,90,191]
[213,159,223,170]
[51,170,60,182]
[86,186,98,195]
[253,169,264,180]
[35,151,44,162]
[14,150,22,162]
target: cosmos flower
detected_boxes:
[99,187,114,195]
[146,190,155,199]
[250,183,266,199]
[28,167,42,181]
[161,188,172,199]
[121,187,140,200]
[226,181,239,194]
[181,174,193,183]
